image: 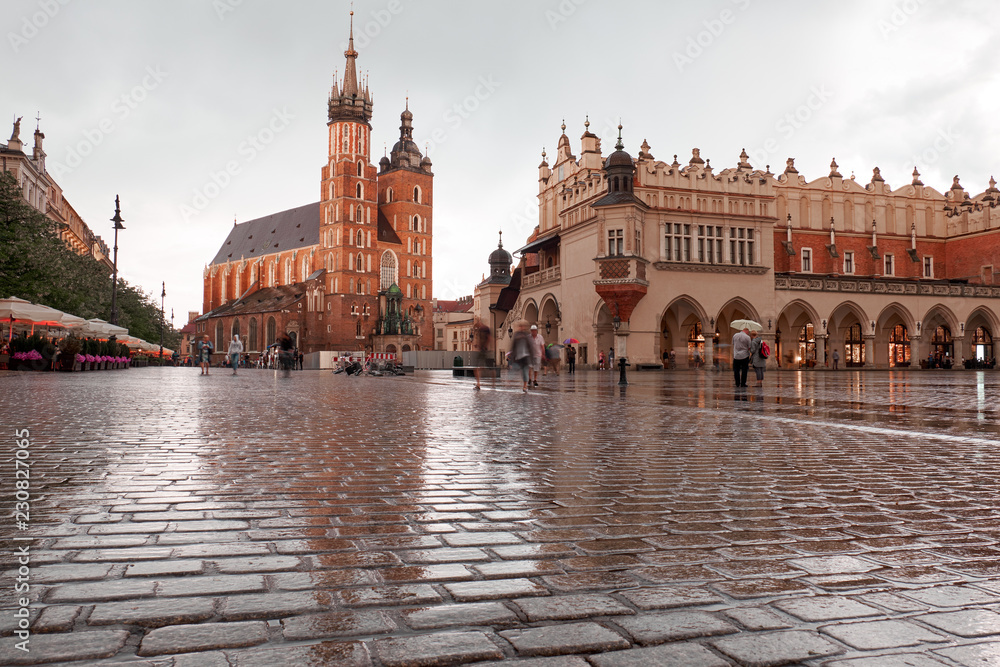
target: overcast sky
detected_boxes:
[5,0,998,323]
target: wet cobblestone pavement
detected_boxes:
[4,367,1000,665]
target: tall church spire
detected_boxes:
[342,11,359,98]
[328,10,373,124]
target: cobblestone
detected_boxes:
[11,369,1000,664]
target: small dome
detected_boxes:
[421,154,432,166]
[401,107,413,121]
[489,244,512,266]
[604,149,633,169]
[379,155,390,168]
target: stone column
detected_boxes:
[952,336,966,366]
[910,336,921,369]
[760,331,777,370]
[815,335,827,370]
[703,333,714,367]
[864,334,877,368]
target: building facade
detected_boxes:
[1,116,112,269]
[501,120,1000,370]
[200,16,433,358]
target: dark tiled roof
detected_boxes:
[592,192,647,208]
[377,210,402,245]
[492,267,522,313]
[197,283,308,320]
[434,300,473,313]
[210,202,320,265]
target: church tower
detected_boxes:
[377,100,434,350]
[319,11,380,342]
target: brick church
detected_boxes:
[198,15,433,358]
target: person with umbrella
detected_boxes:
[731,319,759,388]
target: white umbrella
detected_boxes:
[0,297,82,339]
[730,319,763,332]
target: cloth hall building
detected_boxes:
[199,18,433,358]
[498,121,1000,370]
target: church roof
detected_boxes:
[197,283,309,320]
[210,202,319,266]
[377,210,402,244]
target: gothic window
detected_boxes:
[356,205,363,221]
[266,317,276,347]
[357,161,363,177]
[284,259,292,284]
[232,319,240,339]
[385,187,393,203]
[356,230,364,247]
[357,252,364,273]
[356,183,363,199]
[413,186,421,203]
[413,215,420,232]
[216,321,224,350]
[302,258,309,281]
[248,318,258,351]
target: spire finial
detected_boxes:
[584,115,590,130]
[615,121,624,151]
[560,119,566,133]
[34,111,40,131]
[498,229,503,248]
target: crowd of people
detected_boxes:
[195,334,303,376]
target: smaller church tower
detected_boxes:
[377,101,434,349]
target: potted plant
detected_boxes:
[58,335,83,371]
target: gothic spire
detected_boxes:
[342,10,359,97]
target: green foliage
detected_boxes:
[0,172,180,348]
[58,335,82,356]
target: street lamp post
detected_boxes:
[613,315,628,386]
[159,281,165,363]
[109,196,125,330]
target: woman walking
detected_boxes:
[228,334,243,375]
[749,330,767,387]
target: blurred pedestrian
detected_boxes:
[228,334,243,375]
[510,320,533,392]
[832,348,840,370]
[297,349,304,370]
[598,350,606,370]
[749,330,766,387]
[732,326,751,388]
[198,335,213,376]
[566,344,576,373]
[608,346,615,371]
[278,333,294,377]
[528,324,545,387]
[470,318,491,390]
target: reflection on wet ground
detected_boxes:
[2,368,1000,664]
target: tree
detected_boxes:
[0,171,178,348]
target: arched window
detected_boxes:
[356,230,364,247]
[385,187,393,203]
[250,264,257,285]
[248,318,258,351]
[357,161,364,177]
[268,262,275,287]
[845,323,865,367]
[232,319,240,339]
[284,259,292,284]
[889,324,910,367]
[413,186,421,203]
[220,272,227,302]
[356,183,363,199]
[356,205,363,221]
[931,326,953,362]
[348,253,354,271]
[380,251,398,290]
[302,257,309,281]
[413,215,420,232]
[216,320,224,350]
[266,317,276,348]
[357,252,364,273]
[974,326,993,361]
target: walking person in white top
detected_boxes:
[528,325,546,387]
[228,334,243,375]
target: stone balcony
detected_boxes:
[522,265,561,288]
[774,273,1000,298]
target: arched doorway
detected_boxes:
[688,321,705,366]
[266,317,276,348]
[889,324,911,367]
[798,324,816,368]
[973,326,993,361]
[386,344,397,355]
[930,326,953,363]
[845,323,865,367]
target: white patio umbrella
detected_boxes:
[0,297,83,339]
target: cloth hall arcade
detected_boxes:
[501,120,1000,370]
